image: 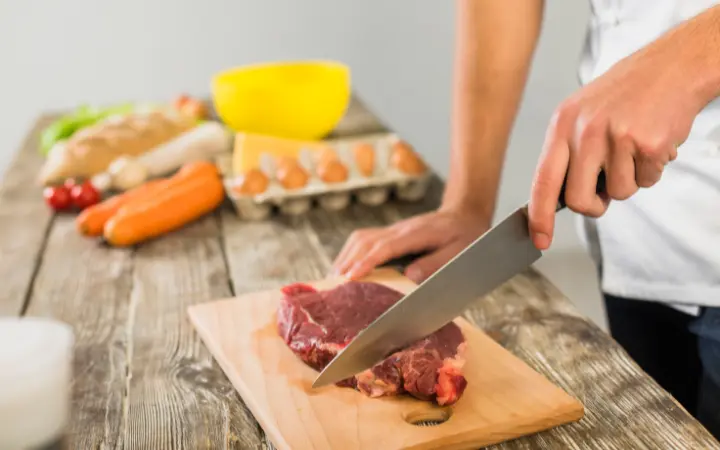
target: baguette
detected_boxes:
[38,108,195,186]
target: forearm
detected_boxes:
[442,0,544,223]
[665,5,720,110]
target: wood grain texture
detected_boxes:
[461,272,720,449]
[188,268,585,450]
[0,116,54,315]
[23,215,134,448]
[121,213,265,450]
[221,211,332,294]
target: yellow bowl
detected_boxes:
[211,60,351,140]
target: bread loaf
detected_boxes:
[39,109,195,186]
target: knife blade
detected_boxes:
[313,171,606,388]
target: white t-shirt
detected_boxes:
[576,0,720,314]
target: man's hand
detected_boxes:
[528,7,720,250]
[332,209,489,283]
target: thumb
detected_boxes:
[405,243,465,284]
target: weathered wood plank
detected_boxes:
[23,215,133,449]
[0,116,54,316]
[468,272,720,449]
[221,211,330,295]
[123,213,264,449]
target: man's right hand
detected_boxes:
[332,208,490,283]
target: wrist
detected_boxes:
[671,7,720,109]
[440,146,504,227]
[691,60,720,111]
[683,46,720,109]
[440,189,494,226]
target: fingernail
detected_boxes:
[533,232,550,250]
[345,266,360,280]
[405,266,423,283]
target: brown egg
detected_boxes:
[352,142,375,177]
[317,158,349,184]
[275,155,297,170]
[317,147,340,165]
[234,168,269,195]
[390,140,426,175]
[277,159,310,190]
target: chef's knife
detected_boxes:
[313,172,607,388]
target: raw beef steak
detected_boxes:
[277,281,468,405]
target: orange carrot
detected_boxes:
[175,160,218,179]
[114,161,221,216]
[76,161,221,237]
[76,179,168,237]
[103,169,224,247]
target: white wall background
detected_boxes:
[0,0,605,326]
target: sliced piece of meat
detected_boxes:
[276,281,468,405]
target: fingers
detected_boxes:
[528,118,572,250]
[635,157,664,188]
[405,242,466,283]
[345,226,447,280]
[333,228,382,276]
[628,137,672,189]
[332,214,454,281]
[605,136,638,200]
[344,233,405,280]
[564,119,611,218]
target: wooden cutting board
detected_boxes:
[187,268,584,450]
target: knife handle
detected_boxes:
[382,252,428,271]
[556,170,607,212]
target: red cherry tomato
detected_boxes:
[173,94,190,110]
[63,178,77,189]
[70,181,101,210]
[43,186,72,211]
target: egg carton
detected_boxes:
[217,132,432,220]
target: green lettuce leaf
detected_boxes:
[39,102,140,155]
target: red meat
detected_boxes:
[277,281,468,405]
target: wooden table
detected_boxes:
[1,97,718,450]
